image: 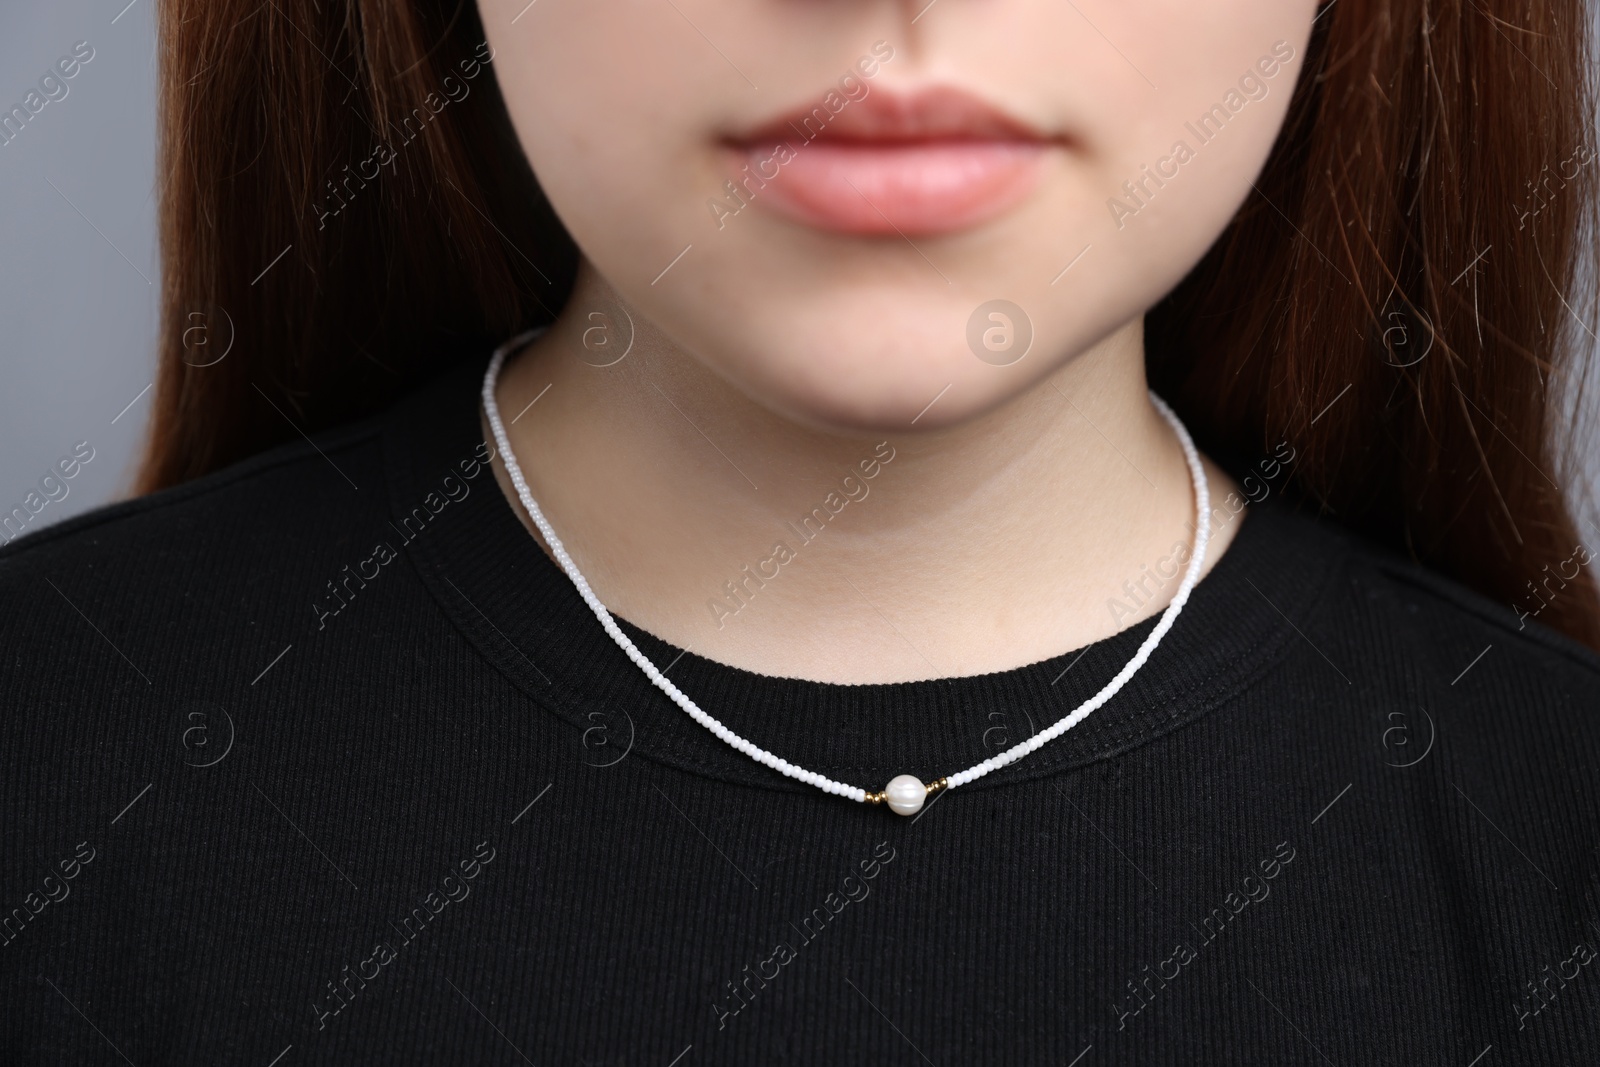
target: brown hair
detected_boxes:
[143,0,1600,648]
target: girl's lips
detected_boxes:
[733,140,1046,236]
[725,86,1053,237]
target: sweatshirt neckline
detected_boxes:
[383,352,1343,795]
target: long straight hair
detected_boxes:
[143,0,1600,649]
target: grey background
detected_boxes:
[1,2,1596,541]
[1,0,158,530]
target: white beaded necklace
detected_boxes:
[481,336,1211,815]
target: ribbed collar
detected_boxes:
[383,352,1346,796]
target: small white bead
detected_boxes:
[884,774,926,816]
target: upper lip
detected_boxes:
[729,85,1047,146]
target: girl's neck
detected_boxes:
[489,265,1242,684]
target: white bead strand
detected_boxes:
[481,331,1209,812]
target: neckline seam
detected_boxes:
[402,508,1336,793]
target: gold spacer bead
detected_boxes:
[865,790,887,805]
[925,777,949,796]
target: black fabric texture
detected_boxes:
[3,354,1598,1064]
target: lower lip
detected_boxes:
[729,140,1047,236]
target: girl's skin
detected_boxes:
[476,0,1319,683]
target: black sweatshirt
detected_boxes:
[3,355,1598,1065]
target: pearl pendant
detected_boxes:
[884,774,926,816]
